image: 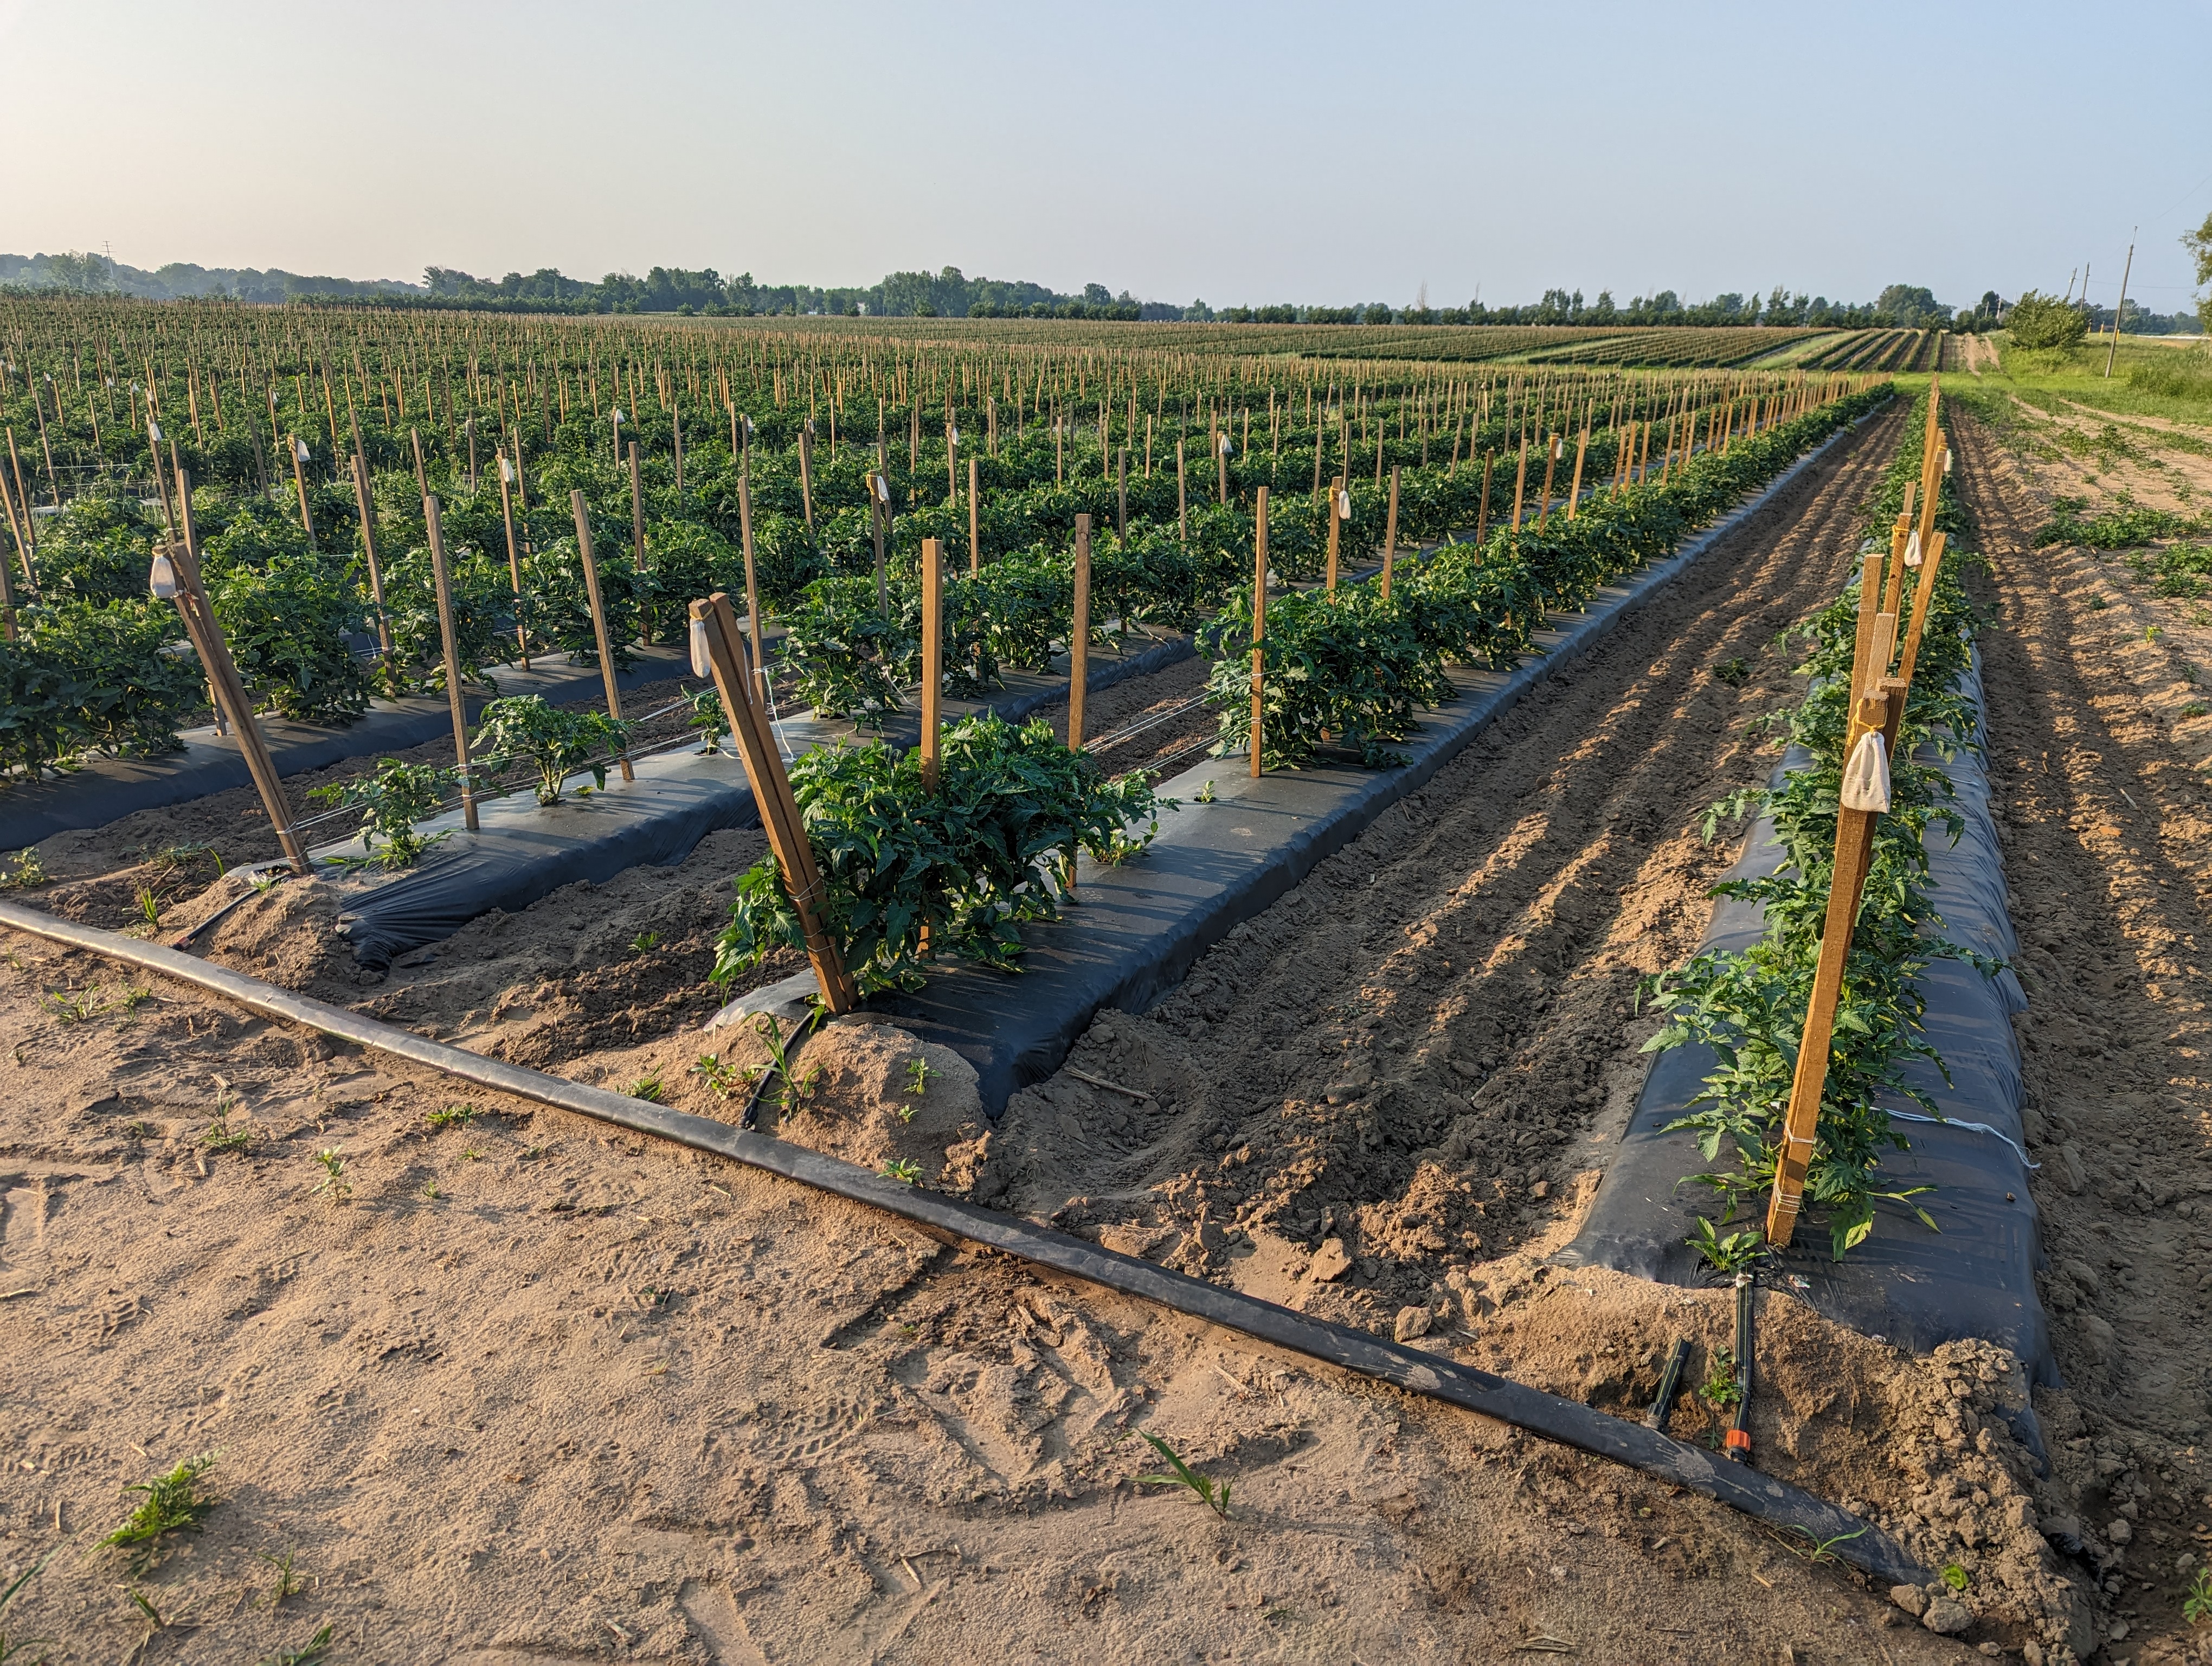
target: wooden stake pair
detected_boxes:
[1763,523,1949,1248]
[691,592,857,1016]
[1068,516,1092,752]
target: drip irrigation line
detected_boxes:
[0,898,1929,1588]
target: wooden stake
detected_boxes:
[1250,486,1269,779]
[1476,452,1494,545]
[1893,533,1949,689]
[1069,515,1091,751]
[569,489,634,783]
[866,469,889,616]
[691,592,857,1015]
[737,469,767,680]
[1325,476,1344,591]
[422,495,481,832]
[919,537,942,791]
[1381,466,1400,600]
[1537,432,1560,526]
[968,456,981,575]
[1565,427,1589,520]
[799,422,816,530]
[628,439,648,643]
[1116,448,1128,540]
[350,451,395,680]
[1511,438,1528,530]
[167,472,308,875]
[288,434,316,544]
[497,453,528,670]
[1176,438,1187,539]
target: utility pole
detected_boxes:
[2105,232,2137,379]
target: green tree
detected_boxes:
[2184,210,2212,311]
[2005,289,2088,350]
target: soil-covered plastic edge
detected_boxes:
[0,896,1931,1589]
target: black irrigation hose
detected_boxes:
[0,900,1928,1588]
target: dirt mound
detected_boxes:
[190,876,369,1003]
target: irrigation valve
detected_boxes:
[1841,730,1892,813]
[1905,530,1924,569]
[689,617,711,679]
[147,553,179,600]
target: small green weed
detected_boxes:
[101,1452,218,1570]
[2183,702,2208,720]
[136,887,161,930]
[312,1149,351,1202]
[1194,779,1216,804]
[255,1547,303,1607]
[425,1103,478,1132]
[306,758,458,869]
[259,1623,335,1666]
[1134,1430,1231,1518]
[629,930,660,955]
[40,988,107,1025]
[903,1057,935,1097]
[200,1117,254,1155]
[1700,1348,1741,1412]
[0,1544,54,1661]
[420,1180,441,1202]
[1714,656,1752,688]
[2146,625,2164,642]
[126,1586,165,1628]
[1940,1561,1969,1592]
[2090,595,2109,610]
[691,1053,756,1097]
[2183,1564,2211,1624]
[880,1157,922,1183]
[631,1074,664,1104]
[0,849,48,890]
[754,1014,822,1105]
[1687,1214,1767,1274]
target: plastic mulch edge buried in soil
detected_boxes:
[321,632,1194,969]
[711,412,1890,1116]
[1556,647,2057,1445]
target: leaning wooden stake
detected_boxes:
[919,537,943,791]
[164,472,308,875]
[288,434,316,544]
[691,593,857,1016]
[568,489,635,783]
[1249,487,1269,779]
[1069,515,1092,751]
[423,495,481,833]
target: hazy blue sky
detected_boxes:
[4,0,2208,315]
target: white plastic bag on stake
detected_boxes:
[1840,729,1891,813]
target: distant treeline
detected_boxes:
[14,251,2148,332]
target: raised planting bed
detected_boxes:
[0,644,690,851]
[1555,650,2054,1407]
[319,629,1193,968]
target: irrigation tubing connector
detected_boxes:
[1645,1338,1689,1432]
[1727,1271,1756,1465]
[0,900,1928,1589]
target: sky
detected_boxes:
[4,0,2209,316]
